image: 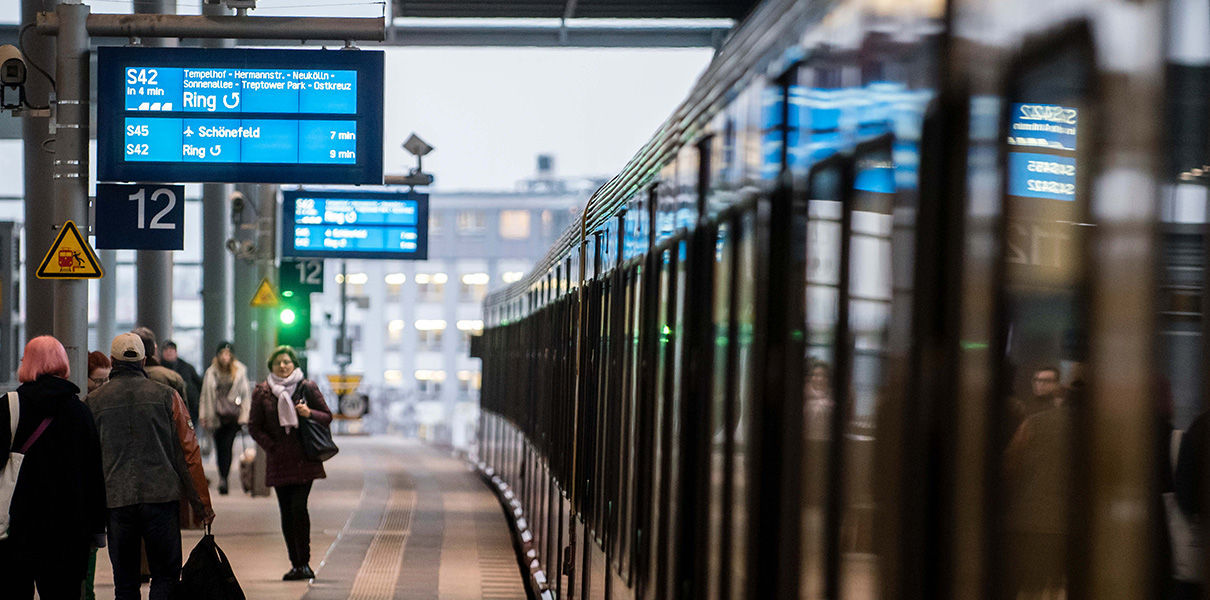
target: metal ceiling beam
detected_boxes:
[0,22,729,49]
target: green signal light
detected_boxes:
[280,308,297,325]
[282,290,295,298]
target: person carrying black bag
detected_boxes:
[247,346,332,582]
[176,525,244,600]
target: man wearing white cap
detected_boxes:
[86,333,214,600]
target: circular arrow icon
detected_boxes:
[223,92,240,110]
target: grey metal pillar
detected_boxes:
[254,184,277,381]
[22,0,55,342]
[97,249,116,348]
[134,0,175,345]
[51,2,90,391]
[232,184,256,377]
[200,1,232,365]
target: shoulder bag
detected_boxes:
[295,383,338,462]
[0,391,53,540]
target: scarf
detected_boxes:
[267,369,304,432]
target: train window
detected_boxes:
[663,238,689,598]
[705,219,735,599]
[643,246,676,600]
[994,26,1094,600]
[616,263,641,584]
[730,212,758,600]
[800,156,847,600]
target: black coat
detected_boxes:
[164,358,203,423]
[0,375,107,545]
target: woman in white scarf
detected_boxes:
[246,345,332,582]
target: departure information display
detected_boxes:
[282,190,428,260]
[1006,103,1078,202]
[98,47,383,184]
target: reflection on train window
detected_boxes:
[996,32,1092,600]
[706,221,734,599]
[840,142,895,598]
[731,214,757,600]
[801,160,844,600]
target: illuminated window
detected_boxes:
[415,273,446,303]
[384,369,403,383]
[456,370,481,398]
[385,273,406,297]
[414,319,447,331]
[499,210,531,240]
[429,213,443,235]
[456,320,484,332]
[388,320,405,342]
[502,271,525,284]
[416,320,446,351]
[415,370,445,396]
[460,273,489,302]
[456,211,486,235]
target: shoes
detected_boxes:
[283,565,315,581]
[218,483,228,495]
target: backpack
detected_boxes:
[176,529,246,600]
[0,391,53,540]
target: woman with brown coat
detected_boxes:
[247,345,332,582]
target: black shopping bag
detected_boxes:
[176,528,245,600]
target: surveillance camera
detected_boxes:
[0,45,27,88]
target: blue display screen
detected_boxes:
[282,190,428,260]
[98,47,383,185]
[1006,103,1078,202]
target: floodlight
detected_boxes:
[403,133,434,157]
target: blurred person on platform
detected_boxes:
[248,345,332,581]
[88,351,111,394]
[199,341,251,495]
[88,333,213,600]
[131,327,187,404]
[0,336,106,599]
[161,340,203,427]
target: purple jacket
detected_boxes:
[247,379,332,487]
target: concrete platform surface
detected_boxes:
[83,436,526,600]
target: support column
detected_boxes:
[201,1,232,365]
[254,184,278,381]
[97,249,116,347]
[51,2,90,391]
[134,0,176,343]
[232,184,257,377]
[22,0,55,342]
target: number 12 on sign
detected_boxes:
[95,183,186,250]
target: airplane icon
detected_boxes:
[183,127,194,137]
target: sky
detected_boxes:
[0,0,716,192]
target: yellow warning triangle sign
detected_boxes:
[36,221,104,280]
[250,278,279,307]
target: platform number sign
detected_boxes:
[280,258,324,295]
[95,183,185,250]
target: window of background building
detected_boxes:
[457,210,486,235]
[499,210,531,240]
[456,320,483,352]
[501,271,525,284]
[416,370,445,397]
[416,320,446,351]
[385,272,406,297]
[336,272,369,297]
[388,319,405,343]
[429,212,443,235]
[384,369,404,385]
[542,209,554,237]
[456,370,481,399]
[415,273,447,303]
[460,273,489,303]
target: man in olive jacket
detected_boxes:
[87,333,214,600]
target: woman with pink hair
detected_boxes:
[0,336,106,599]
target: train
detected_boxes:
[474,0,1201,598]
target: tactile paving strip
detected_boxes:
[347,488,416,600]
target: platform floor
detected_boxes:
[88,436,527,600]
